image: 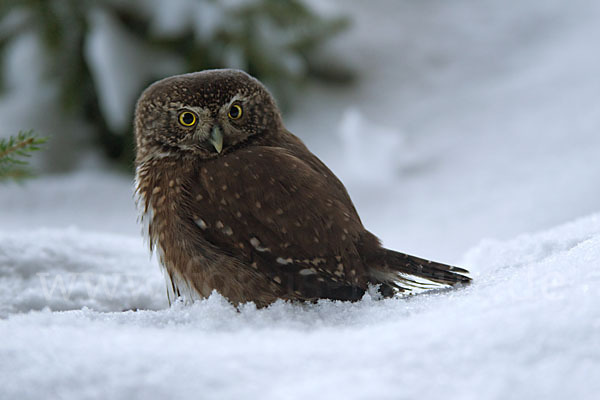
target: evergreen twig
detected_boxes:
[0,131,47,181]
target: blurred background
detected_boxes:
[1,0,600,263]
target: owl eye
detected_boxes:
[178,111,197,127]
[228,104,243,120]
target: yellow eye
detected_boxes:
[228,104,243,120]
[178,111,197,127]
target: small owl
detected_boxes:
[134,69,470,307]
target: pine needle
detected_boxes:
[0,130,48,182]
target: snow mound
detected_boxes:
[1,213,599,399]
[0,228,166,318]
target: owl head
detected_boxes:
[134,69,283,161]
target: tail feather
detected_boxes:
[375,249,472,291]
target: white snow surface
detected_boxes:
[2,0,600,399]
[1,215,599,399]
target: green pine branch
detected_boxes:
[0,131,47,181]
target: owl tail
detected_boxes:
[372,249,472,292]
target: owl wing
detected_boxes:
[183,145,371,300]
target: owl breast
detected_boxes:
[135,156,286,306]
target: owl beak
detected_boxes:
[209,125,223,154]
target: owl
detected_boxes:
[134,69,470,307]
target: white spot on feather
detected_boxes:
[195,219,208,230]
[250,237,270,252]
[299,268,317,276]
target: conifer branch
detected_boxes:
[0,131,47,181]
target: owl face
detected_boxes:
[135,69,282,160]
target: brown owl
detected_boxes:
[134,69,470,307]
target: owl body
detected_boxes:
[135,69,470,307]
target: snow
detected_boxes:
[85,9,183,133]
[1,215,599,399]
[0,228,166,318]
[2,0,600,399]
[292,0,600,262]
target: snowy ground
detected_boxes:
[2,1,600,399]
[1,214,600,399]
